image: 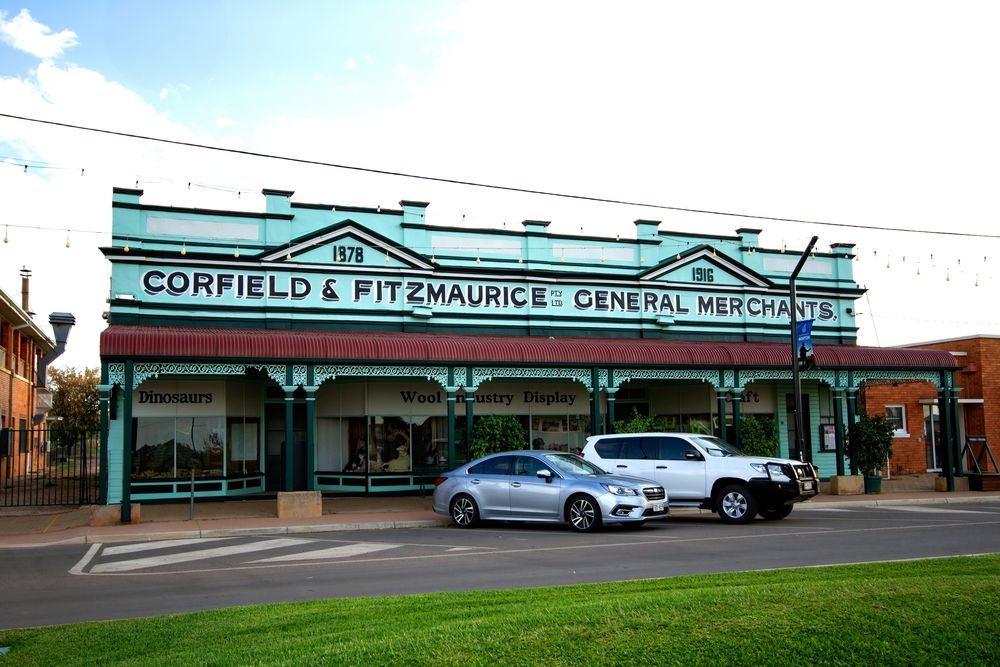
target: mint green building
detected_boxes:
[99,187,958,508]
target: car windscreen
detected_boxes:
[692,436,741,457]
[543,453,607,476]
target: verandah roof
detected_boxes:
[100,325,956,371]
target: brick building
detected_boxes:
[0,270,55,479]
[861,335,999,476]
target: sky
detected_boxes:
[1,0,999,372]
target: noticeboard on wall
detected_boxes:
[819,424,837,452]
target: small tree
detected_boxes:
[469,415,527,460]
[739,415,779,457]
[848,413,895,476]
[48,367,100,447]
[614,407,674,434]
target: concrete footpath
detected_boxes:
[1,491,999,549]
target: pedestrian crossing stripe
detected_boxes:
[250,542,400,562]
[90,538,311,573]
[103,538,230,556]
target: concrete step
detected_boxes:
[880,474,938,492]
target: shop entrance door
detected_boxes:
[785,394,812,462]
[923,405,943,471]
[265,402,308,491]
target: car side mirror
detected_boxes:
[536,469,553,482]
[685,451,703,461]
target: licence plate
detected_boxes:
[803,481,814,491]
[652,502,664,512]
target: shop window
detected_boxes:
[133,417,176,478]
[613,387,648,423]
[530,415,590,453]
[410,416,448,467]
[370,416,413,473]
[683,414,712,435]
[318,415,450,474]
[228,418,260,474]
[176,417,225,477]
[317,416,368,472]
[132,416,225,479]
[885,405,908,437]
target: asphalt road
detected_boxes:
[3,502,999,630]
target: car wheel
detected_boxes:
[715,483,757,524]
[567,495,602,532]
[450,494,480,528]
[759,505,793,520]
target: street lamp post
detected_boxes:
[790,236,819,463]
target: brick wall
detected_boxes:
[860,381,938,475]
[912,338,1000,473]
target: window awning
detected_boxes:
[100,325,957,371]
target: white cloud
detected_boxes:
[215,113,237,129]
[158,83,190,102]
[344,57,357,70]
[0,9,78,60]
[395,64,417,90]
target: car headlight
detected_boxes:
[750,463,767,474]
[602,484,639,496]
[766,463,792,483]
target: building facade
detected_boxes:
[861,336,999,476]
[1,270,54,480]
[99,187,961,512]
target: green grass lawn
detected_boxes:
[1,555,998,666]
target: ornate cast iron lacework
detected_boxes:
[611,369,720,389]
[313,365,452,390]
[116,363,286,388]
[107,363,125,387]
[471,367,597,392]
[851,370,941,389]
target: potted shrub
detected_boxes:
[738,415,779,458]
[613,407,674,434]
[848,413,895,493]
[469,415,527,460]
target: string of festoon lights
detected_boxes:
[1,154,995,287]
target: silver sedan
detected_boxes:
[432,450,669,532]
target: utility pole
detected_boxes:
[790,236,819,462]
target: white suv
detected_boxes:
[581,432,819,524]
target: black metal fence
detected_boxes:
[0,428,101,507]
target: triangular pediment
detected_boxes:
[257,220,433,269]
[639,245,773,288]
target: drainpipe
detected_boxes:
[36,313,76,388]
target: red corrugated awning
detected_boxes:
[99,325,956,370]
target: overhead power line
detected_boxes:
[3,112,1000,240]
